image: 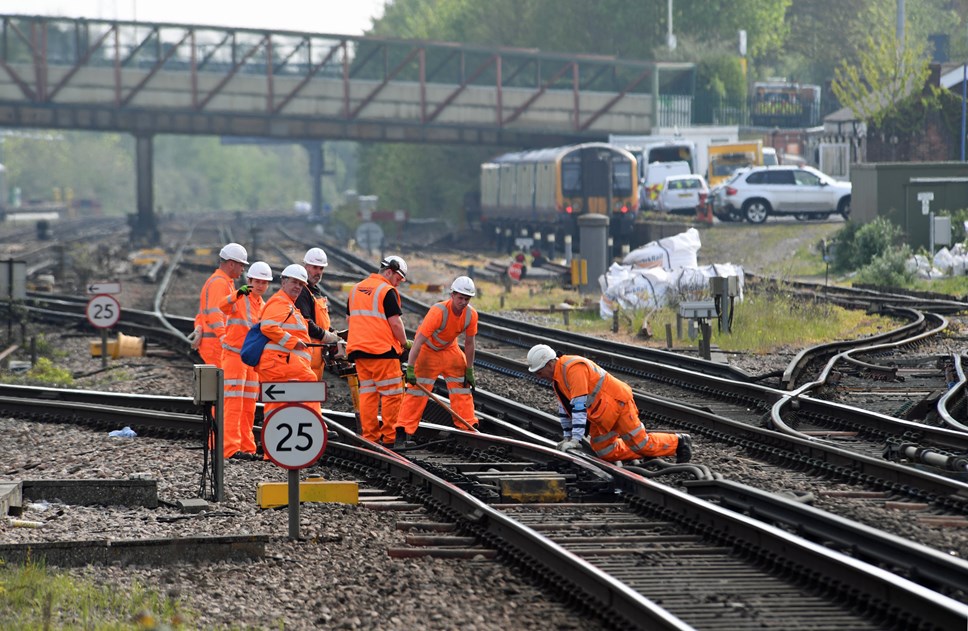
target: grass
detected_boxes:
[0,560,190,630]
[469,275,897,356]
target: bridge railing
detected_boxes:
[0,14,695,141]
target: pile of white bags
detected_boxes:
[906,244,968,279]
[599,228,744,318]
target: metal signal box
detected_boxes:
[193,364,220,404]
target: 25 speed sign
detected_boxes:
[261,404,327,470]
[86,294,121,329]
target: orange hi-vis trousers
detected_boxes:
[355,357,403,444]
[398,344,476,433]
[587,396,678,462]
[221,350,260,458]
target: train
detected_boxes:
[479,142,638,247]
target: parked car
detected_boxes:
[657,174,708,215]
[715,165,851,224]
[639,160,692,210]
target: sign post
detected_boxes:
[86,294,121,368]
[918,192,935,256]
[261,403,328,540]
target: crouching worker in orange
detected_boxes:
[526,344,691,464]
[256,264,321,422]
[219,261,272,461]
[346,256,409,445]
[396,276,479,449]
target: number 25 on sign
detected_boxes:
[86,294,120,329]
[261,404,327,470]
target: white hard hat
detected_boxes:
[451,276,476,297]
[281,263,309,283]
[219,242,248,264]
[380,255,408,280]
[246,261,273,281]
[527,344,556,372]
[303,247,328,268]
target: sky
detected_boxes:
[1,0,389,36]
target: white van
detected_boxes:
[640,161,691,210]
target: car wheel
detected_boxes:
[811,213,830,221]
[743,200,770,224]
[794,213,810,221]
[838,197,851,220]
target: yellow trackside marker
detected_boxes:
[257,479,359,508]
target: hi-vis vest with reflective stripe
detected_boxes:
[552,355,608,416]
[260,294,311,363]
[346,273,401,356]
[221,293,265,354]
[424,301,476,351]
[198,268,233,344]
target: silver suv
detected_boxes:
[714,165,851,224]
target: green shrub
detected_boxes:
[831,217,904,272]
[854,244,915,285]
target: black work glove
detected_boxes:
[236,284,251,298]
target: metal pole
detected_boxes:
[961,62,966,161]
[214,369,225,502]
[288,469,301,540]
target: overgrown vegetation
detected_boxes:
[2,357,73,387]
[0,560,190,630]
[830,216,906,273]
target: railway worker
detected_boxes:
[346,255,410,445]
[256,264,320,419]
[218,261,272,460]
[295,247,340,380]
[194,242,248,367]
[526,344,692,464]
[396,276,479,448]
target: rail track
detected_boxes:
[3,215,968,628]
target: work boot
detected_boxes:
[392,427,416,450]
[675,434,693,464]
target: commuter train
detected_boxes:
[479,143,638,245]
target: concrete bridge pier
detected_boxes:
[130,133,159,246]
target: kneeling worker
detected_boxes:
[526,344,691,463]
[396,276,479,448]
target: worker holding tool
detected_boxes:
[526,344,692,464]
[295,247,340,379]
[346,256,410,446]
[396,276,479,449]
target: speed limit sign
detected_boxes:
[261,404,327,470]
[86,294,121,329]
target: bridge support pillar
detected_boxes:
[131,134,159,246]
[305,141,333,223]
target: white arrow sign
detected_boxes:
[261,381,327,403]
[87,281,122,295]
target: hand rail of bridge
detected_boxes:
[0,13,695,141]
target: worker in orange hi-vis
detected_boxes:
[192,243,248,367]
[295,247,340,380]
[345,256,409,445]
[526,344,692,464]
[256,264,320,422]
[395,276,479,449]
[218,261,272,461]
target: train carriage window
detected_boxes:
[562,157,582,196]
[612,157,633,196]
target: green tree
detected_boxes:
[831,8,930,129]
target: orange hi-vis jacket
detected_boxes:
[419,299,478,350]
[309,289,331,378]
[346,273,402,356]
[552,355,677,461]
[256,290,319,418]
[197,268,234,366]
[220,292,266,353]
[218,291,265,458]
